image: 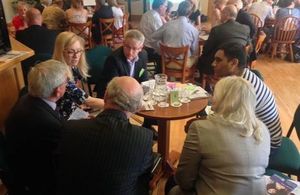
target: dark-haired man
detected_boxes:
[212,42,282,152]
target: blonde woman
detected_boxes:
[66,0,88,23]
[53,32,104,119]
[167,76,270,195]
[107,0,124,30]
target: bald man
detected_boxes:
[16,8,59,84]
[227,0,256,38]
[57,76,153,195]
[198,5,250,75]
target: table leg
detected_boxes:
[157,120,170,168]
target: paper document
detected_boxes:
[83,0,96,6]
[0,50,27,62]
[68,107,89,120]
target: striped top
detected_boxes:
[242,68,282,149]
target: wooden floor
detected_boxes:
[152,54,300,195]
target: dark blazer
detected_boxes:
[56,109,153,195]
[16,25,58,55]
[16,25,58,83]
[236,9,256,39]
[92,5,113,43]
[5,95,63,195]
[198,19,250,74]
[96,47,148,97]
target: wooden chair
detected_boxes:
[113,13,129,49]
[159,43,196,83]
[249,13,263,31]
[99,18,115,48]
[267,104,300,181]
[68,21,93,49]
[269,16,299,62]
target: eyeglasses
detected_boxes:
[123,44,142,52]
[64,49,84,56]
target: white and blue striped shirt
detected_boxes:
[242,68,282,149]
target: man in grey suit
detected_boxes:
[198,5,250,75]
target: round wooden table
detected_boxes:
[137,98,208,172]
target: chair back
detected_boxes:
[273,16,299,43]
[68,21,92,49]
[286,104,300,140]
[113,14,129,49]
[86,46,112,95]
[159,43,194,83]
[249,13,263,31]
[99,18,115,47]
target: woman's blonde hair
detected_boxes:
[107,0,119,7]
[209,76,263,142]
[52,31,89,79]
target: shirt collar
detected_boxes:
[41,98,57,110]
[127,56,139,64]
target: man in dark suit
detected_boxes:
[5,60,70,195]
[198,5,250,75]
[96,29,148,98]
[16,8,58,83]
[34,0,52,13]
[56,76,153,195]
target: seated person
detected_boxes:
[247,0,274,26]
[5,60,70,195]
[56,76,153,195]
[34,0,52,13]
[66,0,88,24]
[210,0,227,28]
[107,0,124,30]
[186,0,201,29]
[167,76,270,195]
[52,32,104,119]
[92,0,113,44]
[140,0,168,73]
[16,8,59,83]
[42,0,67,31]
[12,2,28,31]
[96,29,148,98]
[198,5,250,75]
[212,42,282,151]
[151,1,199,70]
[276,0,300,19]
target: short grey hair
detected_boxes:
[177,1,193,17]
[28,59,70,98]
[106,77,143,113]
[125,30,145,44]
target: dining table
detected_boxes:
[137,97,209,173]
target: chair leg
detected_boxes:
[289,44,294,62]
[271,43,278,59]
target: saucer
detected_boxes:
[171,102,182,107]
[158,102,169,108]
[180,98,191,103]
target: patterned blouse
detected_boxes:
[57,67,88,120]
